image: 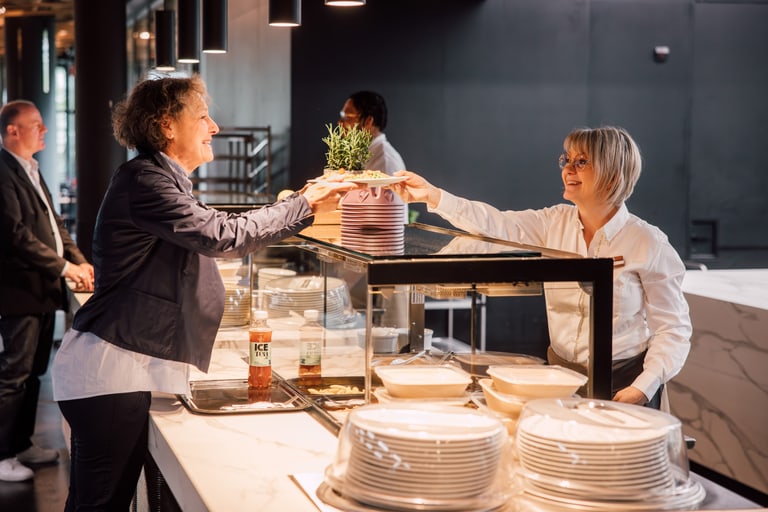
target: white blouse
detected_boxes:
[433,191,691,400]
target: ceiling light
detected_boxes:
[269,0,301,27]
[154,10,176,71]
[202,0,227,53]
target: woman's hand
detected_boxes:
[301,181,358,214]
[612,386,648,405]
[64,262,95,291]
[391,170,442,209]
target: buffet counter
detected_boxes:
[148,326,763,511]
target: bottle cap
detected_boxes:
[303,309,319,321]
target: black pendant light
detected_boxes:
[155,10,176,71]
[325,0,366,6]
[202,0,227,53]
[269,0,301,27]
[178,0,201,63]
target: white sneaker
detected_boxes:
[0,457,34,481]
[16,445,59,464]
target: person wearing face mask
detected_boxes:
[0,100,94,482]
[339,90,405,176]
[392,126,691,410]
[50,76,356,510]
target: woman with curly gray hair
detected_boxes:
[393,126,690,411]
[51,75,355,510]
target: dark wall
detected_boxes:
[289,0,768,348]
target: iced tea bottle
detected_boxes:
[298,309,323,386]
[248,309,272,393]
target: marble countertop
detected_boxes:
[683,269,768,310]
[148,326,764,511]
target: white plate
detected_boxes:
[343,176,407,186]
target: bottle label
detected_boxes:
[250,342,271,367]
[300,341,321,366]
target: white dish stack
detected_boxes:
[515,398,706,511]
[216,258,251,327]
[340,188,405,256]
[263,275,351,326]
[323,404,512,511]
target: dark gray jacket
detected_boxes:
[0,149,88,315]
[73,152,313,371]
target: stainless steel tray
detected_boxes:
[179,377,312,415]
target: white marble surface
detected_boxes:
[148,325,366,511]
[670,270,768,496]
[682,269,768,310]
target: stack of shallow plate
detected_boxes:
[340,188,405,256]
[323,404,510,511]
[263,275,350,326]
[220,278,250,327]
[516,398,705,511]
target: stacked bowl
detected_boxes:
[323,404,512,511]
[515,398,705,511]
[475,365,587,434]
[340,188,405,255]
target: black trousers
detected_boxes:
[58,391,151,512]
[0,312,55,460]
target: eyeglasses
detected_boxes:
[558,153,591,171]
[339,110,360,122]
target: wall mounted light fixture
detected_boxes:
[155,10,176,71]
[269,0,302,27]
[178,0,200,63]
[325,0,366,6]
[202,0,227,53]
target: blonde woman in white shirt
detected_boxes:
[392,126,691,409]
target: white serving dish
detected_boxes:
[486,365,587,398]
[477,378,526,416]
[374,365,472,398]
[357,327,398,353]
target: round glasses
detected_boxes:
[558,153,590,171]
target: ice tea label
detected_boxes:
[300,341,321,366]
[250,342,271,367]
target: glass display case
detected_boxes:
[266,222,614,401]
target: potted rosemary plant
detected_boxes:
[322,123,372,173]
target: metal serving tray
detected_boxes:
[179,377,312,415]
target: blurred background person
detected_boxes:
[339,90,405,176]
[0,100,94,482]
[51,76,355,510]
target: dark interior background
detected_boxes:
[288,0,768,352]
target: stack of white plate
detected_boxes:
[324,404,509,511]
[256,267,296,290]
[341,188,405,255]
[220,278,250,327]
[516,398,705,510]
[263,275,350,326]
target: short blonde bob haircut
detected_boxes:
[564,126,642,208]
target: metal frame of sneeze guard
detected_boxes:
[289,223,614,401]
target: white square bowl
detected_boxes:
[374,365,472,398]
[477,378,526,417]
[486,365,587,399]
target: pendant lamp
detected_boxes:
[154,10,176,71]
[269,0,301,27]
[178,0,200,63]
[325,0,366,6]
[202,0,227,53]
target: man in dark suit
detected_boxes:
[0,100,93,481]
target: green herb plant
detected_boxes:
[322,123,372,171]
